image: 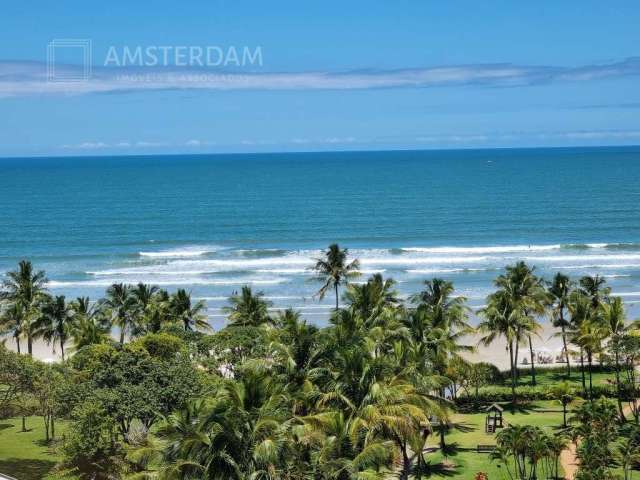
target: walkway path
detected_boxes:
[560,402,637,479]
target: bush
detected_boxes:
[132,332,185,360]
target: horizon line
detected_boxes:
[1,142,640,161]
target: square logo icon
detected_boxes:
[47,39,92,82]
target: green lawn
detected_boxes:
[515,366,615,388]
[0,416,69,480]
[423,403,567,479]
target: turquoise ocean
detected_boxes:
[1,146,640,328]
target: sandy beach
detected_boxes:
[4,321,566,371]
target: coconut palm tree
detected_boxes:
[550,381,575,428]
[576,318,606,399]
[102,283,136,344]
[600,296,627,418]
[567,291,593,396]
[155,364,292,479]
[311,243,360,310]
[36,295,74,360]
[411,278,470,330]
[496,262,549,385]
[579,274,611,309]
[0,302,25,354]
[0,260,49,355]
[344,273,398,326]
[548,272,574,376]
[169,289,210,331]
[130,282,159,334]
[69,297,110,349]
[478,290,525,406]
[223,286,272,327]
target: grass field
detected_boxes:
[0,416,68,480]
[423,401,568,479]
[514,366,615,388]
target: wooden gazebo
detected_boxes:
[485,403,504,433]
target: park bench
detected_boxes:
[477,444,496,453]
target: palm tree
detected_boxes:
[36,295,74,360]
[579,274,611,309]
[495,262,549,385]
[344,273,398,326]
[576,318,606,399]
[411,278,469,328]
[311,243,360,310]
[102,283,135,344]
[155,365,292,479]
[130,282,159,334]
[223,286,272,327]
[169,289,210,331]
[548,272,574,376]
[0,302,25,354]
[600,296,627,419]
[69,297,110,349]
[567,291,593,395]
[0,261,49,356]
[550,381,575,428]
[478,290,524,406]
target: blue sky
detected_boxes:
[2,1,640,156]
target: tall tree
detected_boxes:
[37,295,74,361]
[169,289,210,331]
[312,243,360,310]
[478,290,523,406]
[548,272,574,376]
[579,274,611,309]
[223,286,272,327]
[599,296,627,419]
[344,273,398,326]
[495,262,548,386]
[0,302,25,354]
[102,283,135,344]
[0,260,49,355]
[70,297,110,349]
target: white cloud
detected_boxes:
[2,57,639,98]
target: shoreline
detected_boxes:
[4,321,568,371]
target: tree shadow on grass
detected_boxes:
[0,458,56,479]
[0,423,14,432]
[441,442,462,457]
[417,459,462,478]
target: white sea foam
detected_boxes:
[138,246,220,258]
[551,263,640,270]
[401,244,561,254]
[406,268,488,274]
[525,254,640,263]
[48,277,287,288]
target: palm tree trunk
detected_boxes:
[509,341,517,409]
[50,415,55,439]
[27,334,33,356]
[60,338,65,361]
[119,327,125,345]
[562,403,567,428]
[561,324,570,377]
[514,339,520,381]
[334,283,339,310]
[588,351,593,399]
[579,348,586,395]
[615,350,625,421]
[528,335,536,386]
[15,335,20,354]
